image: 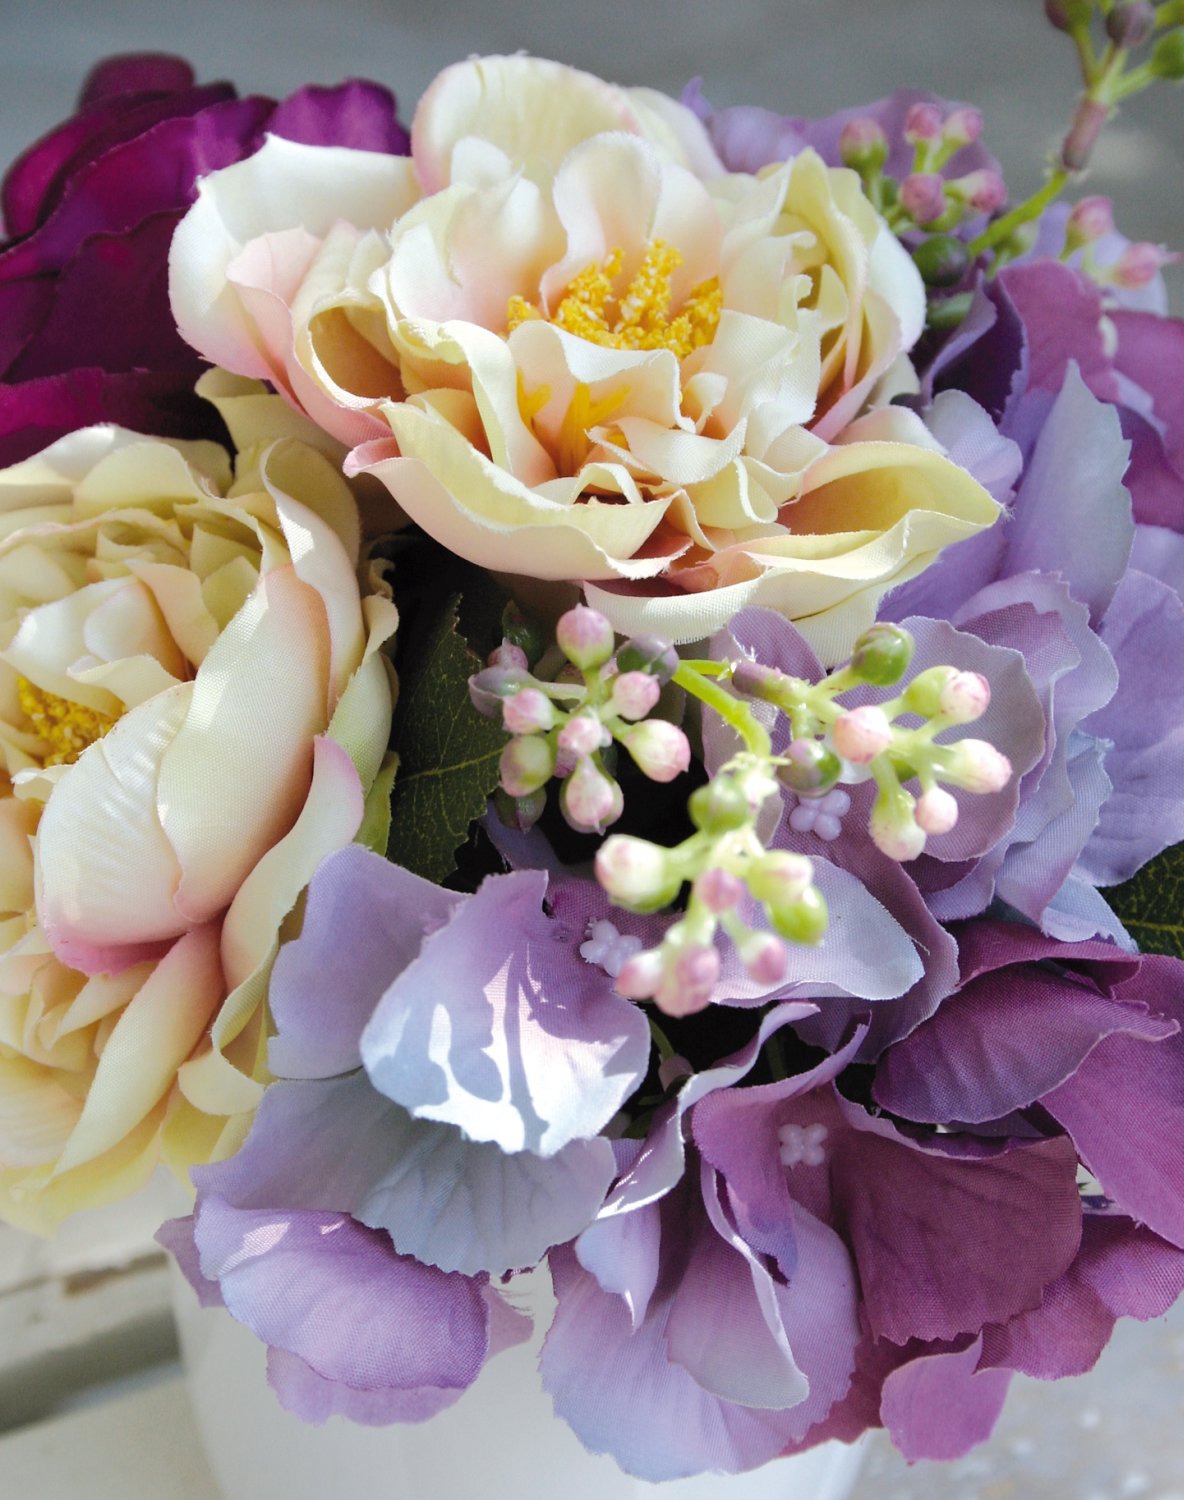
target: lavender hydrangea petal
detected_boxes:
[1004,364,1132,625]
[268,845,462,1079]
[361,870,650,1156]
[1078,570,1184,884]
[156,1214,225,1308]
[880,1336,1012,1463]
[267,1347,465,1426]
[195,1074,617,1278]
[998,262,1119,402]
[1131,524,1184,600]
[541,1243,812,1481]
[191,1196,490,1397]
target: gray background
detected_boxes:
[0,1,1181,1495]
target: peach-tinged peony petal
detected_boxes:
[586,443,1001,661]
[349,414,679,581]
[257,441,366,703]
[625,87,726,179]
[169,133,419,387]
[52,923,224,1177]
[412,55,644,194]
[0,1055,79,1168]
[157,564,330,927]
[35,683,191,970]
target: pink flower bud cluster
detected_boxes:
[723,629,1014,865]
[471,605,691,836]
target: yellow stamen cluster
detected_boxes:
[17,677,119,766]
[507,242,722,360]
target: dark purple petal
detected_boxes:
[268,81,410,155]
[880,1336,1012,1462]
[981,1213,1184,1379]
[192,1195,490,1397]
[829,1109,1082,1343]
[874,950,1174,1125]
[927,277,1027,424]
[998,261,1120,402]
[1111,310,1184,489]
[79,53,199,106]
[1043,957,1184,1248]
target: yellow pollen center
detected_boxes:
[507,241,722,360]
[18,678,119,766]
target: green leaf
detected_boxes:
[386,594,506,882]
[1105,843,1184,959]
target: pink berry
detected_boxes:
[502,687,555,735]
[695,867,745,913]
[556,604,615,670]
[833,705,893,764]
[620,720,692,783]
[904,102,944,143]
[558,712,607,759]
[900,172,947,226]
[609,670,661,721]
[915,786,960,835]
[938,670,990,724]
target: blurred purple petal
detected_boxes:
[269,81,410,154]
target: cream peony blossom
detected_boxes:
[170,55,999,662]
[0,391,397,1230]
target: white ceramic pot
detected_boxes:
[172,1262,866,1500]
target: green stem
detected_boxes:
[967,169,1070,259]
[649,1016,675,1062]
[764,1029,788,1082]
[674,662,772,757]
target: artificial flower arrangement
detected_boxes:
[2,1,1184,1482]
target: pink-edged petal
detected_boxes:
[35,682,190,971]
[53,923,223,1175]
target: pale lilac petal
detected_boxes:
[267,1348,464,1426]
[1079,569,1184,884]
[880,1336,1011,1463]
[360,870,651,1157]
[195,1073,616,1278]
[191,1195,489,1397]
[268,845,462,1079]
[1003,363,1132,626]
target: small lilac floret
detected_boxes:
[1066,195,1115,247]
[696,866,745,913]
[561,757,622,833]
[915,786,960,835]
[901,172,948,225]
[499,735,554,797]
[619,720,692,783]
[943,108,983,148]
[777,1122,829,1168]
[788,787,851,841]
[557,605,615,670]
[558,712,608,759]
[503,687,555,735]
[942,740,1013,794]
[904,102,944,143]
[833,705,893,763]
[596,835,677,910]
[657,943,721,1018]
[939,670,991,723]
[838,117,888,170]
[951,169,1007,216]
[609,670,661,720]
[487,641,528,671]
[739,930,790,987]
